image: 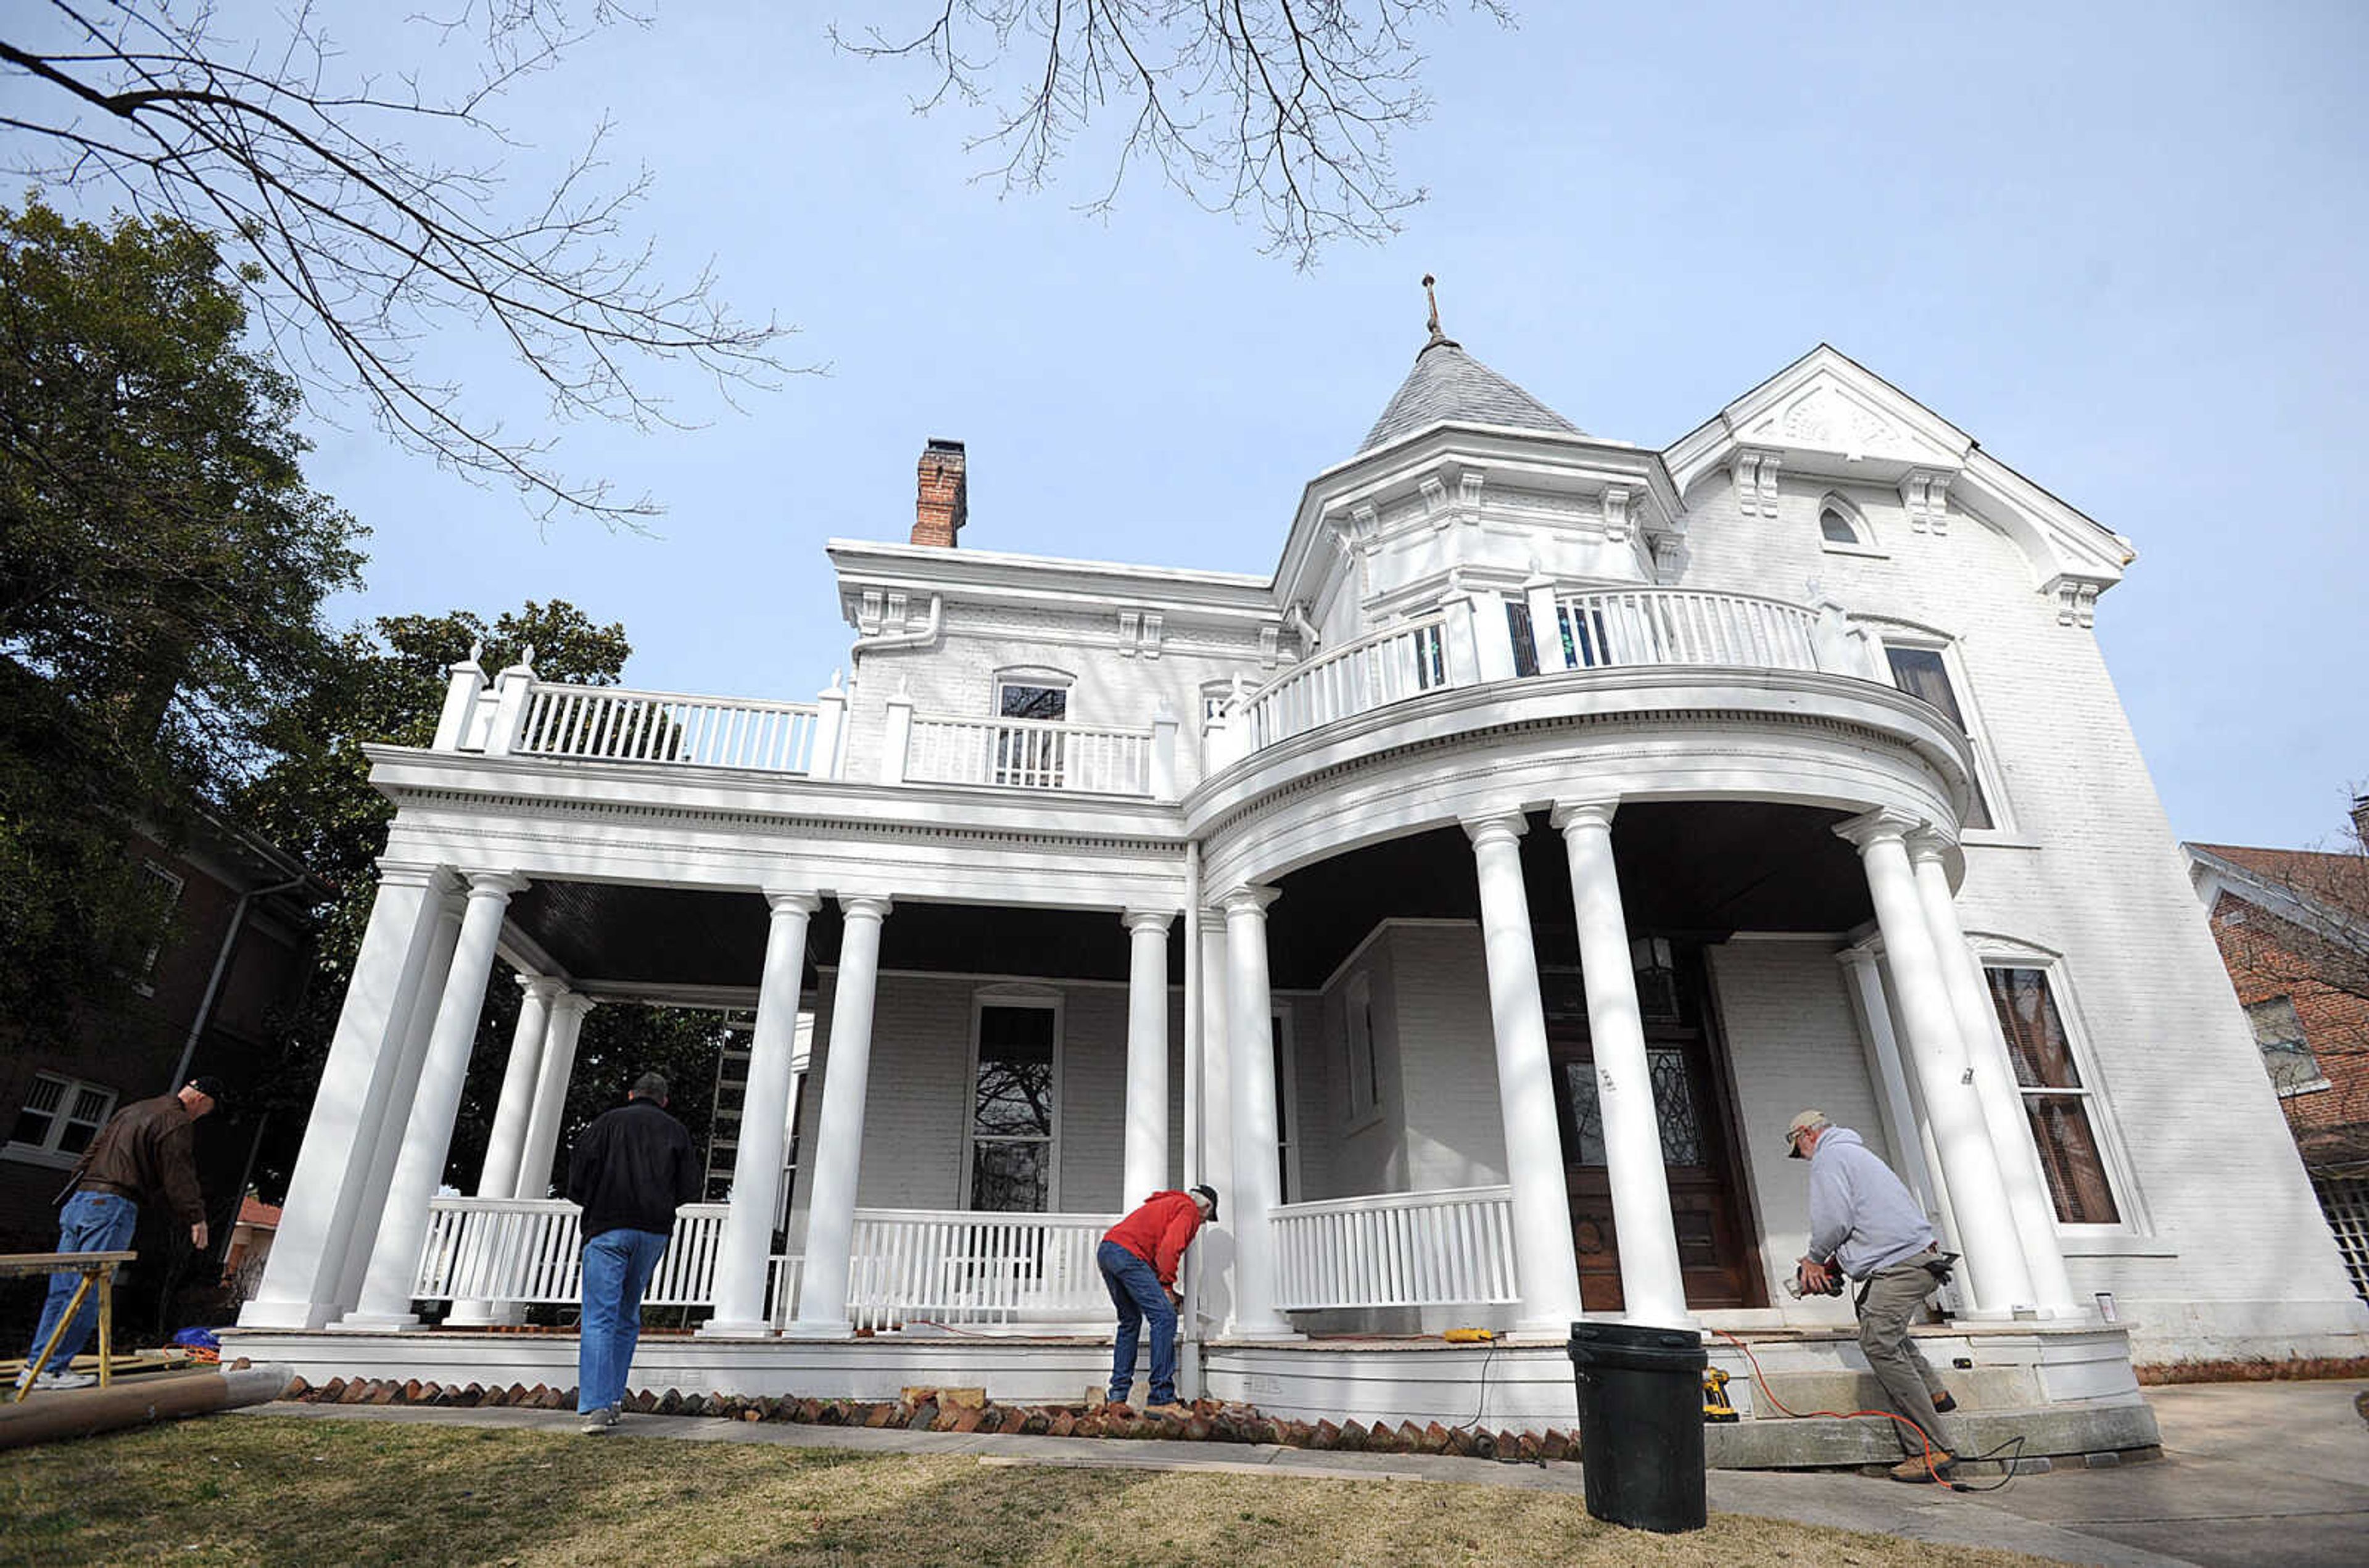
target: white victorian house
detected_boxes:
[230,320,2368,1459]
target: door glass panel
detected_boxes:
[1561,1052,1705,1167]
[1560,1061,1606,1166]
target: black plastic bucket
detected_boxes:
[1568,1320,1708,1533]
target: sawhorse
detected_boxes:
[2,1250,136,1401]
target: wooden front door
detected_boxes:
[1542,942,1764,1311]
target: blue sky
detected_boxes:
[15,3,2367,846]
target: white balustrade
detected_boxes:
[767,1254,806,1329]
[412,1197,729,1308]
[1550,590,1820,674]
[514,684,818,774]
[903,714,1154,797]
[1270,1186,1519,1312]
[1238,616,1452,751]
[844,1209,1118,1331]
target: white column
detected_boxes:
[239,864,451,1329]
[1908,833,2079,1314]
[445,973,561,1326]
[705,889,819,1337]
[1122,909,1175,1206]
[515,991,592,1200]
[1463,812,1587,1334]
[1836,811,2033,1315]
[1224,888,1294,1338]
[1837,946,1949,1228]
[332,890,466,1314]
[1551,801,1689,1327]
[339,871,527,1329]
[1195,910,1237,1335]
[787,894,891,1338]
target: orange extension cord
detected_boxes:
[1710,1326,1966,1488]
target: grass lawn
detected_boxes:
[2,1414,2058,1568]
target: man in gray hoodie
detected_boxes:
[1787,1108,1959,1482]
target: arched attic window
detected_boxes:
[1817,495,1879,554]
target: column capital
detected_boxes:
[551,991,597,1019]
[1548,798,1619,835]
[1904,826,1956,864]
[1121,907,1176,935]
[374,860,454,892]
[461,870,529,899]
[1196,904,1231,927]
[763,888,824,917]
[1220,885,1280,917]
[838,893,893,922]
[515,973,564,1004]
[1832,807,1922,853]
[1460,809,1529,848]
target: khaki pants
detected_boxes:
[1855,1260,1954,1458]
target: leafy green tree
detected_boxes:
[239,601,726,1202]
[0,196,361,1034]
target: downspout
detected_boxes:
[1282,600,1319,659]
[1180,839,1203,1398]
[848,593,945,661]
[169,873,311,1093]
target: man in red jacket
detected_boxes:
[1098,1184,1217,1414]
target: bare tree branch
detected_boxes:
[2,1,803,524]
[835,1,1512,268]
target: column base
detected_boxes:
[696,1318,779,1340]
[328,1310,424,1332]
[235,1298,344,1331]
[1221,1319,1303,1342]
[442,1302,528,1328]
[779,1319,856,1341]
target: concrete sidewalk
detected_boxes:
[236,1379,2369,1568]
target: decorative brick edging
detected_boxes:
[276,1375,1577,1461]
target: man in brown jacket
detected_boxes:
[14,1076,219,1393]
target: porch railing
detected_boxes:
[1238,615,1450,752]
[516,685,819,774]
[1270,1186,1519,1312]
[900,712,1156,797]
[1549,589,1820,674]
[412,1197,729,1308]
[845,1208,1117,1331]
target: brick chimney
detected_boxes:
[913,438,967,548]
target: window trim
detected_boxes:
[991,666,1075,721]
[1273,1005,1301,1203]
[1816,492,1887,558]
[6,1070,120,1171]
[962,988,1064,1211]
[1341,971,1383,1133]
[136,860,188,983]
[1972,948,2145,1236]
[1869,626,2017,838]
[2244,995,2331,1097]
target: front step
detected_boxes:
[1705,1401,2162,1469]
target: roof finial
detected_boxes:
[1423,273,1442,340]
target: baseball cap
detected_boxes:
[1784,1108,1827,1157]
[188,1075,227,1105]
[1189,1184,1220,1223]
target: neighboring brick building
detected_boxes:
[1,815,326,1329]
[2188,823,2369,1301]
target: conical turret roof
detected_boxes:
[1358,334,1583,453]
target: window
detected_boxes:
[137,861,186,976]
[1817,495,1880,553]
[1985,968,2121,1224]
[967,1002,1057,1211]
[2246,997,2326,1096]
[1820,507,1858,543]
[993,671,1071,788]
[1343,973,1380,1124]
[9,1073,117,1164]
[1883,644,1996,830]
[1272,1011,1298,1202]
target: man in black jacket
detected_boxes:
[566,1072,700,1434]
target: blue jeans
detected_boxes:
[25,1192,139,1376]
[1098,1239,1177,1406]
[577,1228,669,1414]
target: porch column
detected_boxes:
[1122,909,1175,1205]
[1551,801,1689,1327]
[1907,833,2079,1314]
[787,894,892,1339]
[515,991,593,1200]
[238,864,453,1329]
[1224,887,1294,1337]
[1463,812,1587,1334]
[333,890,468,1313]
[705,889,819,1337]
[1835,946,1949,1230]
[1835,811,2033,1314]
[1196,909,1237,1334]
[339,870,528,1329]
[446,973,562,1326]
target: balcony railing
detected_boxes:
[1550,589,1820,674]
[518,685,819,774]
[899,712,1158,797]
[1270,1186,1519,1312]
[1238,615,1450,753]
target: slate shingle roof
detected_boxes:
[1358,336,1583,453]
